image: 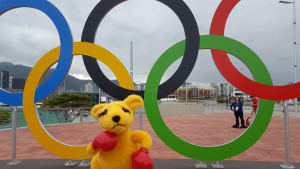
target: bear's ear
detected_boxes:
[124,95,144,110]
[91,104,107,118]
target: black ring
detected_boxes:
[81,0,200,100]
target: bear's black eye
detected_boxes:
[98,109,107,118]
[122,107,130,114]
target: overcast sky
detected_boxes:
[0,0,300,86]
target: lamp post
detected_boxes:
[279,3,296,169]
[98,88,101,104]
[279,0,298,114]
[185,81,188,105]
[281,101,295,169]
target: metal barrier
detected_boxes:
[280,101,295,169]
[7,107,22,166]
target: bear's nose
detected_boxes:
[112,115,121,123]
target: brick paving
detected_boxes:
[0,112,299,162]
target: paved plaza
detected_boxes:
[0,111,299,163]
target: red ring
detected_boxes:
[210,0,300,100]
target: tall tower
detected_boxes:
[130,41,133,82]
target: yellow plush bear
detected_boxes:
[87,95,153,169]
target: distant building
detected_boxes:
[57,81,66,94]
[82,81,100,93]
[139,83,146,90]
[84,82,94,93]
[134,84,141,90]
[210,83,219,97]
[168,82,212,101]
[210,82,233,97]
[12,78,25,89]
[220,83,233,96]
[111,79,141,91]
[9,76,13,89]
[0,71,9,89]
[232,88,247,97]
[91,81,99,93]
[181,81,192,87]
[111,80,119,86]
[227,84,234,96]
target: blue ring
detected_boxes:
[0,0,73,106]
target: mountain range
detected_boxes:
[0,62,92,91]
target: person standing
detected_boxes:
[230,97,246,128]
[250,96,258,115]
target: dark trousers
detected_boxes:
[234,110,245,126]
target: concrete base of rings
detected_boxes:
[1,159,300,169]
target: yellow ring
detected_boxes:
[23,42,134,160]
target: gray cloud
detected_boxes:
[0,0,300,88]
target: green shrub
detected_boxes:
[0,110,11,125]
[42,93,96,108]
[216,97,226,103]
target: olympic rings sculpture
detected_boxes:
[0,0,292,162]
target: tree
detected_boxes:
[216,97,226,103]
[0,110,11,125]
[42,93,96,108]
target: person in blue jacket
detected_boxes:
[230,97,246,128]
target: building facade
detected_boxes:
[84,82,94,93]
[0,71,9,89]
[210,82,233,97]
[12,78,25,89]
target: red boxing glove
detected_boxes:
[132,147,153,169]
[92,131,118,151]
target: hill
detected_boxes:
[0,62,91,91]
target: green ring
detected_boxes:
[144,35,275,161]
